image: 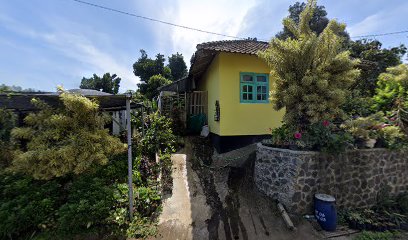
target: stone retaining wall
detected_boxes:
[254,143,408,213]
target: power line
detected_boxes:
[68,0,245,40]
[68,0,408,41]
[351,30,408,39]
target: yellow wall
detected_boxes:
[199,54,221,135]
[200,52,284,136]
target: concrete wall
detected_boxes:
[255,143,408,214]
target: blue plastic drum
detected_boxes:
[314,193,337,231]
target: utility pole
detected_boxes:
[126,93,133,220]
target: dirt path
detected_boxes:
[153,138,323,240]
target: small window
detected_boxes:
[242,75,253,82]
[240,73,269,103]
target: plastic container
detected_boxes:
[314,193,337,231]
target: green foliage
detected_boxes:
[0,173,61,239]
[397,193,408,214]
[353,231,399,240]
[56,176,115,233]
[342,90,376,117]
[0,109,16,167]
[143,74,172,100]
[133,49,188,100]
[341,112,408,149]
[139,112,176,158]
[0,152,163,239]
[270,124,292,146]
[0,84,39,92]
[80,72,121,94]
[10,91,125,180]
[133,50,171,83]
[374,64,408,112]
[268,122,353,153]
[276,1,349,40]
[258,0,359,129]
[349,40,406,97]
[381,125,408,149]
[168,52,188,81]
[126,213,158,238]
[341,113,385,141]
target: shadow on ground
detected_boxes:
[152,137,322,240]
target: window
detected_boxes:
[240,72,269,103]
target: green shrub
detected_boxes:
[0,173,61,239]
[56,176,115,233]
[0,109,16,168]
[11,91,125,180]
[139,112,176,158]
[354,231,399,240]
[341,113,385,141]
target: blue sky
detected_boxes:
[0,0,407,92]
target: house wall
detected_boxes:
[255,143,408,214]
[217,52,284,136]
[199,54,221,135]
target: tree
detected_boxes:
[133,50,189,99]
[373,64,408,133]
[10,90,125,179]
[133,50,171,83]
[258,0,359,129]
[141,75,172,100]
[0,84,38,92]
[348,39,407,97]
[168,53,188,81]
[276,1,349,40]
[0,109,16,168]
[80,73,121,94]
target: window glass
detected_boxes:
[242,75,253,82]
[257,76,267,82]
[240,73,268,103]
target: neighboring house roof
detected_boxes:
[67,89,112,96]
[158,77,189,92]
[0,89,142,111]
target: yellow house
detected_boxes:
[160,40,284,152]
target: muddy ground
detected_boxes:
[153,137,322,240]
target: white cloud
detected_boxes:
[0,14,139,92]
[152,0,258,64]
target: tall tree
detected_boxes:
[167,52,188,81]
[133,49,178,100]
[348,39,407,97]
[258,0,359,128]
[80,73,121,94]
[276,1,349,40]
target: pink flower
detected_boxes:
[390,117,396,121]
[323,120,330,127]
[294,132,302,139]
[381,123,391,128]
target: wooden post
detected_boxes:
[126,93,134,221]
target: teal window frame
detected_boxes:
[239,72,269,103]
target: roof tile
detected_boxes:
[196,40,269,55]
